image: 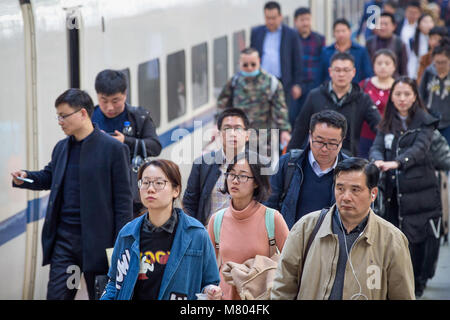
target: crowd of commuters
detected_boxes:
[11,0,450,301]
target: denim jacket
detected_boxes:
[101,208,220,300]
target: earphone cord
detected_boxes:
[340,220,369,300]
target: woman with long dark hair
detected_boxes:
[206,150,289,300]
[369,76,441,298]
[407,13,435,79]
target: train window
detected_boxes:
[191,42,209,109]
[232,30,246,74]
[167,50,186,121]
[138,58,161,127]
[213,36,228,98]
[119,68,132,105]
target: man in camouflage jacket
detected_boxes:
[217,48,291,152]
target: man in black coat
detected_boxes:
[92,69,162,216]
[182,108,249,225]
[287,52,381,157]
[11,89,133,300]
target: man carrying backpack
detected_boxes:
[265,110,348,229]
[216,47,291,154]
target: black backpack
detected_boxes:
[279,149,304,208]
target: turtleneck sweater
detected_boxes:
[207,200,289,300]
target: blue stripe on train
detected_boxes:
[0,108,215,246]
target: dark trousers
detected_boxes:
[46,221,100,300]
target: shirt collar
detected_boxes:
[266,24,282,33]
[143,208,178,234]
[329,81,352,106]
[333,207,369,235]
[308,149,338,177]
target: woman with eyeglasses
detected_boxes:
[205,151,289,300]
[101,159,221,300]
[369,76,441,298]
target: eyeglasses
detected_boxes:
[242,62,257,68]
[311,139,341,151]
[138,179,168,191]
[221,127,246,134]
[55,109,81,121]
[224,172,255,183]
[331,68,353,74]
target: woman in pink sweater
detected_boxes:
[206,151,289,300]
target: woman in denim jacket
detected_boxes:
[101,159,220,300]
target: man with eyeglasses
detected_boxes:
[216,47,291,154]
[183,108,250,225]
[266,110,348,229]
[287,52,381,157]
[11,89,133,300]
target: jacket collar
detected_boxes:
[317,204,375,245]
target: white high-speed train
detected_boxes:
[0,0,366,299]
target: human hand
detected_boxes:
[291,85,302,100]
[204,284,222,300]
[11,170,28,185]
[113,130,125,143]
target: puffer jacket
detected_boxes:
[369,108,441,243]
[271,206,415,300]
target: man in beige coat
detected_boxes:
[271,157,415,300]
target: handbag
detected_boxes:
[131,139,147,173]
[214,207,279,300]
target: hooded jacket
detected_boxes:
[369,108,441,243]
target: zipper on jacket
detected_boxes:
[394,129,420,230]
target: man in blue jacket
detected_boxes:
[319,18,374,84]
[250,1,304,128]
[265,110,348,229]
[11,89,133,300]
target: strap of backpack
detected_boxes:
[140,139,147,159]
[213,208,227,267]
[279,149,303,207]
[268,75,278,101]
[226,74,240,108]
[265,207,278,257]
[294,207,329,300]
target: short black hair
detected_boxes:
[432,42,450,59]
[333,18,351,30]
[429,26,448,38]
[240,47,259,56]
[217,108,250,130]
[221,150,271,202]
[95,69,128,95]
[334,157,380,189]
[310,110,347,139]
[380,12,396,25]
[294,7,311,19]
[54,88,94,118]
[406,1,421,9]
[264,1,281,14]
[330,51,355,67]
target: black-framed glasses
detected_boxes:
[55,108,82,121]
[311,139,341,151]
[138,179,168,191]
[242,62,257,68]
[224,172,255,183]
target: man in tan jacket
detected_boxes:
[271,157,415,300]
